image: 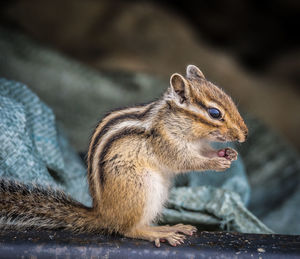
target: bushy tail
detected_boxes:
[0,179,100,233]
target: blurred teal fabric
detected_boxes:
[0,78,91,205]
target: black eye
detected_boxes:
[208,108,221,119]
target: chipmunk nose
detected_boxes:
[238,128,248,143]
[238,135,245,143]
[230,127,248,143]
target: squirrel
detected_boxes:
[0,65,248,247]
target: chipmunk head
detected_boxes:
[165,65,248,143]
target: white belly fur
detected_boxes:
[138,171,169,226]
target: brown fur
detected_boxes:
[0,65,247,247]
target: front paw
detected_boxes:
[218,148,238,161]
[210,157,232,171]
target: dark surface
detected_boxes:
[0,230,299,258]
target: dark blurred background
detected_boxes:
[1,0,300,149]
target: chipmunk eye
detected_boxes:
[208,108,221,119]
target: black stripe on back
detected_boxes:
[88,102,155,175]
[97,128,147,185]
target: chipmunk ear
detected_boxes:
[170,73,189,104]
[186,65,205,80]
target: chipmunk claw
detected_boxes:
[170,224,197,235]
[212,157,232,171]
[224,148,238,161]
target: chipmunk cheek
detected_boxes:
[208,130,225,142]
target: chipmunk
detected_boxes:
[0,65,248,247]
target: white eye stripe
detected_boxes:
[187,103,207,116]
[206,101,222,110]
